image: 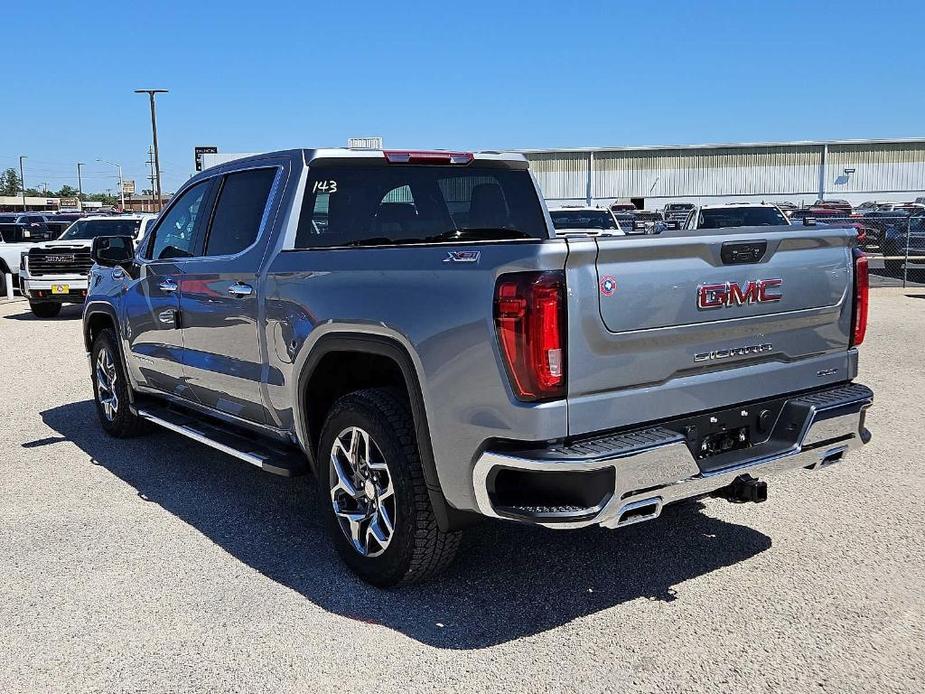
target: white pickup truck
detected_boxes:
[20,214,156,317]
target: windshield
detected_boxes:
[698,207,788,228]
[294,164,547,248]
[58,219,142,240]
[550,210,618,230]
[666,204,693,211]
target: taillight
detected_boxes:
[851,248,869,347]
[494,271,566,401]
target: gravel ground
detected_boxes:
[0,291,922,693]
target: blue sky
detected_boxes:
[1,0,923,194]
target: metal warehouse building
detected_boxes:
[519,138,925,209]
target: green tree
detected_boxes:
[85,192,118,206]
[0,168,22,196]
[55,185,79,198]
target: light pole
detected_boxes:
[97,159,125,210]
[18,155,27,211]
[135,88,167,211]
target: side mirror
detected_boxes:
[91,235,134,267]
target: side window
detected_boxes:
[204,168,277,256]
[147,181,211,260]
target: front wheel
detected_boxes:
[317,388,461,586]
[90,328,148,437]
[29,302,61,318]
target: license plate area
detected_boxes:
[51,284,70,294]
[663,395,793,473]
[700,427,750,457]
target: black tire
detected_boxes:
[29,302,61,318]
[90,328,148,438]
[317,388,461,586]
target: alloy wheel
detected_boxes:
[95,348,119,421]
[329,426,396,557]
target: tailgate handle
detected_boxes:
[721,241,767,265]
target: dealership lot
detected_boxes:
[0,291,922,693]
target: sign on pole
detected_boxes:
[194,146,219,172]
[121,180,136,195]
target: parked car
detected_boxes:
[0,235,37,294]
[683,203,790,229]
[878,208,925,275]
[0,213,59,243]
[549,206,624,235]
[663,202,695,224]
[81,148,872,586]
[609,202,637,213]
[20,214,156,317]
[812,199,853,215]
[614,210,677,234]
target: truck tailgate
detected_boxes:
[564,226,858,436]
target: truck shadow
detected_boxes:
[3,306,83,321]
[39,400,772,650]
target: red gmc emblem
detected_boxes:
[697,279,782,309]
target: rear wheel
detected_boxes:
[317,388,461,586]
[91,328,148,437]
[29,302,61,318]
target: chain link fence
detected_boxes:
[804,211,925,286]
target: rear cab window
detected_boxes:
[697,207,788,229]
[294,162,548,248]
[204,168,277,256]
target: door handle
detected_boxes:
[158,279,178,293]
[228,282,254,298]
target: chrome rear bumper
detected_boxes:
[472,383,873,529]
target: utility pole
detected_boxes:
[18,156,27,211]
[135,88,167,211]
[77,161,84,201]
[146,146,156,213]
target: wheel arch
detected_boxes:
[295,331,473,532]
[83,301,138,405]
[83,302,119,352]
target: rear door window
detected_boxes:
[294,164,547,248]
[204,168,277,256]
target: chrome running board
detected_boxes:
[136,406,307,477]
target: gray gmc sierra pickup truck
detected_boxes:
[82,148,873,586]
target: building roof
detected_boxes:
[517,137,925,154]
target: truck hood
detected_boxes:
[30,239,94,250]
